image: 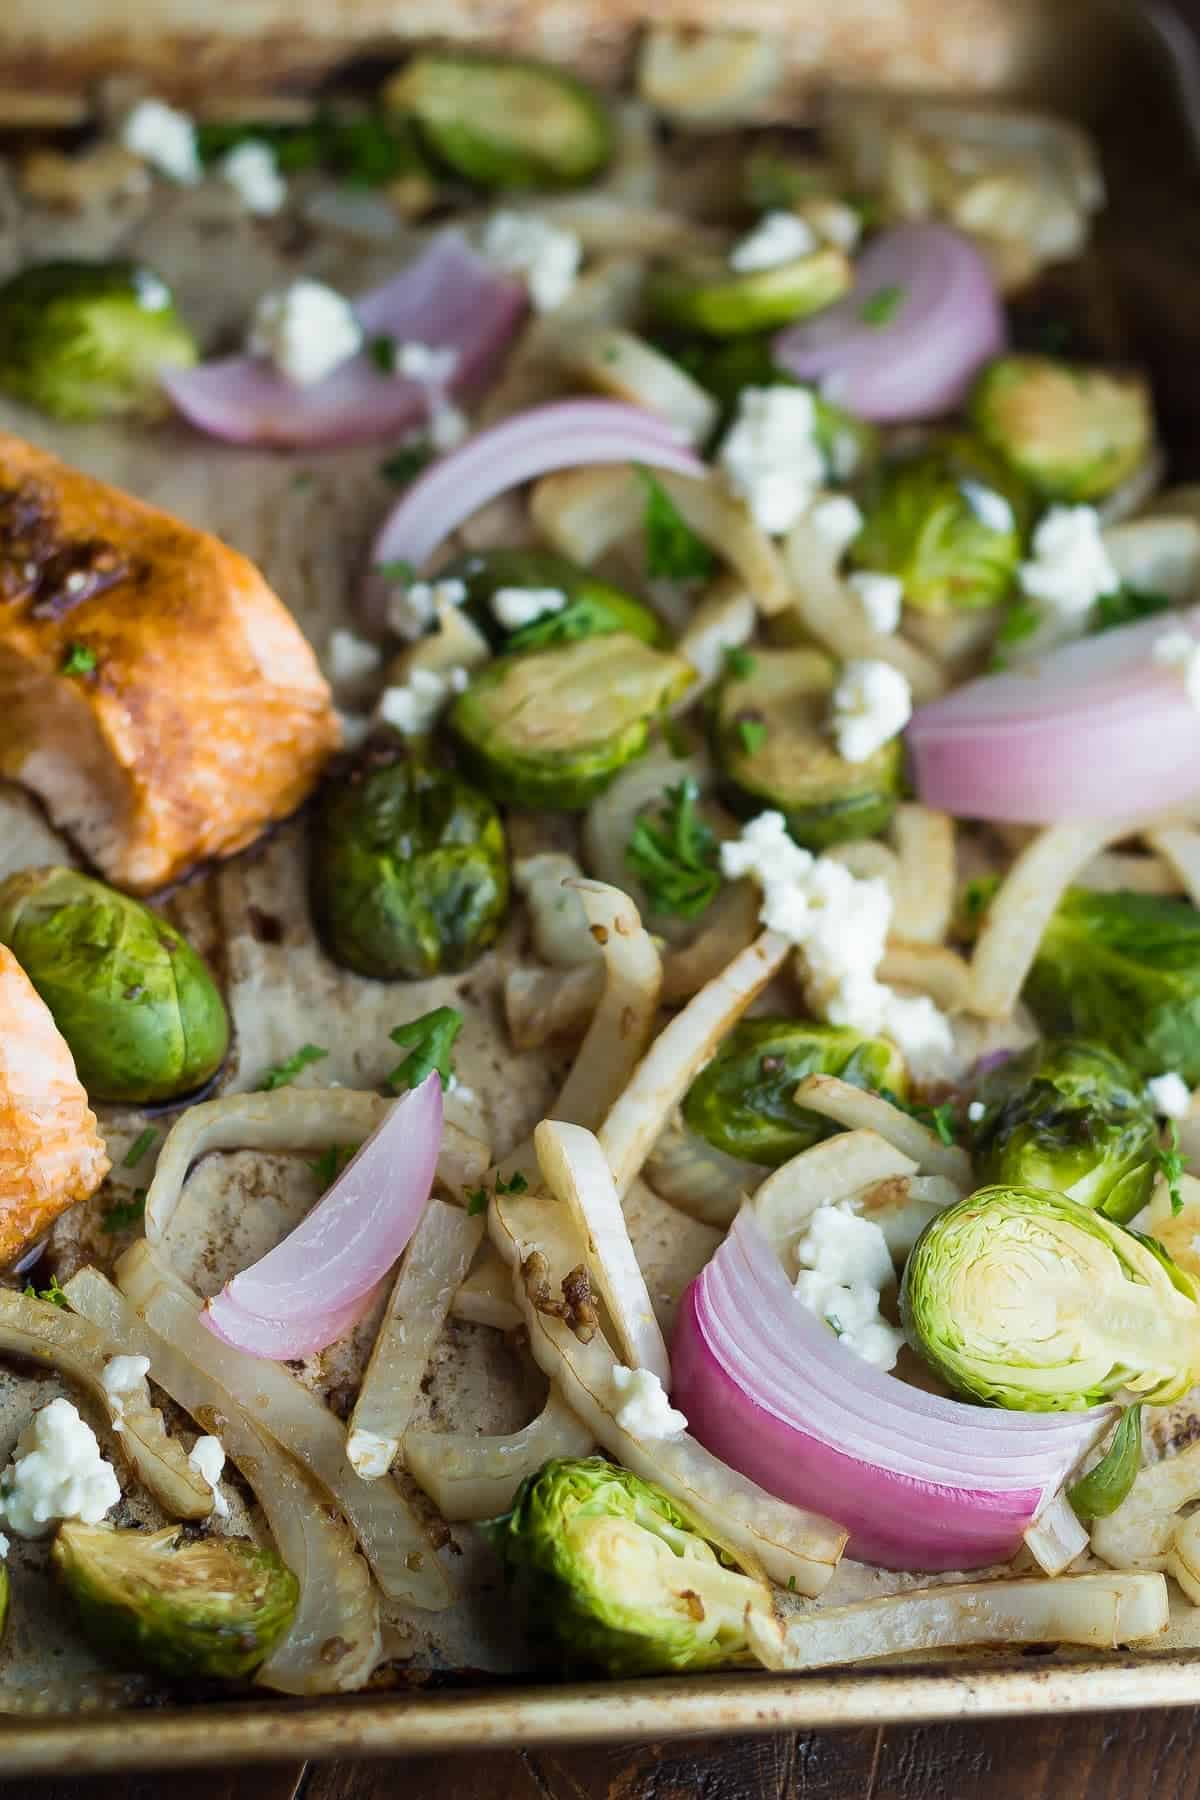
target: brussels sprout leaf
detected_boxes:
[258,1044,328,1091]
[1088,586,1171,636]
[387,1006,462,1091]
[1156,1122,1188,1216]
[625,778,721,920]
[23,1275,68,1309]
[1068,1402,1143,1522]
[636,467,714,582]
[122,1128,158,1169]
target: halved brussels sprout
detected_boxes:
[52,1522,298,1680]
[0,260,197,422]
[848,433,1031,614]
[450,633,694,811]
[681,1018,908,1167]
[0,866,229,1105]
[901,1185,1200,1411]
[439,548,664,652]
[969,354,1153,503]
[645,247,852,338]
[666,334,879,472]
[311,754,509,981]
[385,52,611,188]
[970,1038,1158,1224]
[485,1456,771,1675]
[712,647,904,848]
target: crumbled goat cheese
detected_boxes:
[220,140,287,215]
[492,587,568,631]
[387,576,468,643]
[0,1534,8,1559]
[793,1201,905,1371]
[327,629,383,687]
[1148,1071,1191,1118]
[188,1435,230,1520]
[967,1099,987,1123]
[100,1355,149,1431]
[803,198,862,253]
[830,658,912,763]
[376,665,467,735]
[120,98,201,185]
[346,1429,395,1480]
[729,210,817,272]
[483,211,581,312]
[847,569,903,636]
[1153,628,1200,710]
[337,711,372,752]
[396,341,460,385]
[1020,505,1120,618]
[718,386,826,535]
[0,1399,120,1538]
[610,1366,688,1439]
[248,280,364,387]
[808,494,865,564]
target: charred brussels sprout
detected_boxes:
[848,433,1030,614]
[713,647,904,848]
[0,260,197,422]
[485,1457,772,1675]
[646,247,852,338]
[969,354,1153,503]
[385,53,611,188]
[450,633,694,811]
[1021,889,1200,1086]
[312,756,509,981]
[0,866,228,1104]
[439,548,664,652]
[52,1523,298,1680]
[900,1185,1200,1410]
[970,1038,1158,1224]
[682,1018,908,1167]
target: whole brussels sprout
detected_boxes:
[712,647,904,848]
[900,1185,1200,1411]
[485,1456,772,1675]
[1021,889,1200,1086]
[439,548,664,653]
[450,633,694,811]
[0,866,229,1105]
[646,246,852,338]
[0,261,197,422]
[848,432,1031,614]
[970,1038,1158,1224]
[682,1017,908,1167]
[969,354,1153,504]
[385,52,611,188]
[52,1522,298,1680]
[311,754,509,981]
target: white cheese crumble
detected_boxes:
[718,386,826,536]
[1148,1071,1191,1118]
[219,140,287,216]
[120,98,201,185]
[1153,628,1200,711]
[847,569,903,636]
[830,658,912,763]
[337,711,372,752]
[729,210,816,273]
[483,210,581,312]
[0,1399,120,1538]
[967,1099,986,1123]
[793,1201,905,1371]
[395,341,460,385]
[1019,505,1120,619]
[247,280,363,387]
[610,1366,688,1440]
[808,494,865,564]
[492,586,568,631]
[387,575,468,644]
[0,1534,8,1559]
[346,1428,395,1480]
[802,198,862,253]
[188,1435,230,1520]
[101,1355,149,1429]
[376,665,468,736]
[327,629,383,687]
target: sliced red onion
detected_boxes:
[671,1210,1109,1571]
[772,225,1006,423]
[908,605,1200,823]
[361,400,706,629]
[164,232,526,449]
[201,1075,442,1360]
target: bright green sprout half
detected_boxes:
[969,354,1153,504]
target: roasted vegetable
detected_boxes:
[385,52,611,188]
[646,248,852,339]
[848,433,1030,614]
[681,1018,908,1167]
[311,755,509,981]
[53,1522,298,1680]
[901,1186,1200,1410]
[485,1456,772,1675]
[970,1039,1158,1224]
[969,355,1153,503]
[0,867,228,1105]
[450,634,694,811]
[0,261,197,422]
[712,647,904,848]
[439,549,663,652]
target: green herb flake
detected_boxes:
[308,1144,360,1187]
[258,1044,329,1092]
[467,1186,489,1216]
[379,443,432,487]
[881,1088,959,1144]
[370,334,398,374]
[1089,587,1171,636]
[1157,1121,1188,1217]
[725,646,757,679]
[662,718,691,759]
[787,1574,798,1592]
[61,642,98,677]
[737,718,768,754]
[859,284,905,326]
[376,557,417,586]
[122,1128,158,1170]
[636,466,715,583]
[101,1192,147,1232]
[388,1006,463,1092]
[495,1171,529,1196]
[23,1274,69,1309]
[626,778,722,921]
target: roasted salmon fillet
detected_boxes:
[0,432,339,893]
[0,943,109,1265]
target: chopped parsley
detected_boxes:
[466,1186,489,1216]
[881,1088,959,1145]
[787,1574,798,1592]
[61,642,97,677]
[376,557,416,586]
[625,779,721,921]
[388,1006,462,1092]
[662,717,691,759]
[23,1275,69,1309]
[369,334,398,374]
[258,1044,328,1091]
[195,112,428,189]
[737,717,768,754]
[123,1128,158,1169]
[495,1171,529,1196]
[1157,1121,1188,1217]
[636,466,715,583]
[1088,586,1171,636]
[379,444,433,487]
[101,1191,146,1232]
[308,1144,360,1187]
[725,646,757,680]
[859,284,905,326]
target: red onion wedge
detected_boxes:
[361,400,706,628]
[671,1209,1110,1571]
[164,232,526,449]
[908,605,1200,823]
[772,225,1006,423]
[202,1074,442,1360]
